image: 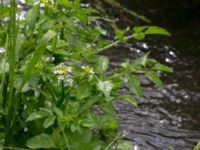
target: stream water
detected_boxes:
[103,0,200,149]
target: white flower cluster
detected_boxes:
[54,64,73,86]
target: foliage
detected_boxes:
[194,142,200,150]
[0,0,172,149]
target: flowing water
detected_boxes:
[103,0,200,149]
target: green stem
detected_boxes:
[104,133,121,150]
[98,35,133,52]
[4,0,17,147]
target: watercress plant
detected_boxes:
[0,0,172,149]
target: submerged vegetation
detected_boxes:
[0,0,173,149]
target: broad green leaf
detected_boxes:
[129,75,143,96]
[36,30,57,49]
[144,26,171,36]
[133,26,148,33]
[53,106,63,117]
[97,80,113,97]
[17,30,56,94]
[95,56,109,73]
[152,63,173,73]
[100,102,116,116]
[82,114,97,128]
[117,140,133,150]
[80,96,99,113]
[25,4,40,36]
[26,133,56,149]
[26,110,49,122]
[43,115,56,128]
[76,81,91,100]
[146,71,163,86]
[118,95,137,106]
[67,128,93,150]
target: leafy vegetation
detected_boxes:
[0,0,172,149]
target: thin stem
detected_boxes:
[98,35,133,52]
[104,133,121,150]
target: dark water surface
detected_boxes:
[103,0,200,150]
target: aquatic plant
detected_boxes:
[0,0,172,149]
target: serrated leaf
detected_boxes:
[152,63,173,73]
[144,26,171,36]
[119,95,137,106]
[146,71,163,86]
[129,75,143,96]
[26,133,55,149]
[43,115,56,128]
[26,110,49,122]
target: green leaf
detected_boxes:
[135,51,150,67]
[152,63,174,73]
[128,75,143,96]
[53,107,63,117]
[0,59,9,74]
[118,95,137,106]
[116,28,128,40]
[17,30,56,94]
[133,26,148,33]
[80,96,99,113]
[43,115,56,128]
[194,142,200,150]
[76,81,91,100]
[146,71,163,86]
[108,119,118,129]
[26,133,56,149]
[100,102,116,116]
[144,26,171,36]
[95,56,109,73]
[117,140,133,150]
[25,4,40,36]
[132,33,145,40]
[26,110,49,122]
[97,80,113,97]
[0,6,10,19]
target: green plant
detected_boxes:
[0,0,172,149]
[194,142,200,150]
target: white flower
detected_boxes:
[0,47,5,54]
